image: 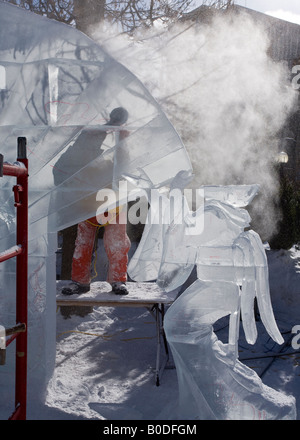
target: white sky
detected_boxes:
[234,0,300,25]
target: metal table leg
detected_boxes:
[153,303,170,386]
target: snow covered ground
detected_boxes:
[33,243,300,420]
[1,242,300,421]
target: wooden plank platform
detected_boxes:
[56,281,178,308]
[56,281,178,385]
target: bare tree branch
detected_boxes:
[4,1,234,34]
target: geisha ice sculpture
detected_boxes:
[0,2,192,416]
[128,182,296,420]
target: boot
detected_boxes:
[111,282,128,295]
[61,281,90,296]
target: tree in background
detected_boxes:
[73,0,235,34]
[5,0,74,24]
[5,0,234,33]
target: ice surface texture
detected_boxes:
[128,183,296,420]
[0,2,191,235]
[0,1,192,413]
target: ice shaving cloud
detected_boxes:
[90,10,296,240]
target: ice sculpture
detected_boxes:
[0,1,192,416]
[128,183,296,420]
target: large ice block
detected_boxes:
[164,279,296,420]
[130,184,296,419]
[0,1,192,417]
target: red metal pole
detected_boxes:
[14,137,28,420]
[3,163,28,178]
[0,245,22,263]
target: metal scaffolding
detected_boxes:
[0,137,28,420]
